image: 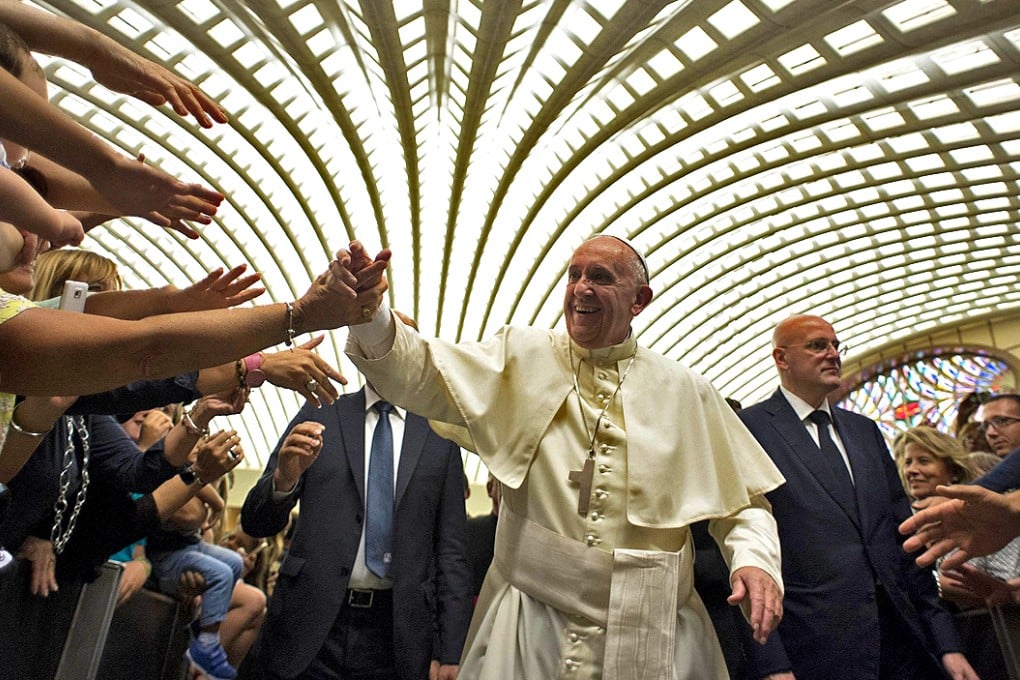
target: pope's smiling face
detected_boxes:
[563,237,652,350]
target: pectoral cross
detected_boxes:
[568,455,595,516]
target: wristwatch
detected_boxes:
[178,464,202,485]
[243,353,266,388]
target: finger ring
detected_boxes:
[227,449,238,461]
[361,306,372,319]
[306,379,318,392]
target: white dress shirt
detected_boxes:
[780,386,855,484]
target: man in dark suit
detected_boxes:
[241,381,472,680]
[739,314,976,680]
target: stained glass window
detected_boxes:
[839,351,1011,442]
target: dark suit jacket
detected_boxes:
[739,390,961,679]
[241,390,472,680]
[976,447,1020,492]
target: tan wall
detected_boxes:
[842,309,1020,392]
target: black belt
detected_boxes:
[344,588,392,609]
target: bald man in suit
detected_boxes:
[738,315,976,680]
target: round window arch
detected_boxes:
[838,349,1013,443]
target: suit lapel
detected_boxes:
[766,391,861,529]
[395,413,427,508]
[339,389,368,506]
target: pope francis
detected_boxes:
[344,236,786,680]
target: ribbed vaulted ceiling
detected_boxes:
[33,0,1020,475]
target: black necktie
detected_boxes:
[807,410,857,510]
[366,401,394,578]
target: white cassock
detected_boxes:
[348,310,786,680]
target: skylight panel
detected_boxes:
[790,98,826,120]
[646,48,684,79]
[177,0,220,25]
[960,165,1002,182]
[986,111,1020,134]
[758,0,797,11]
[562,4,603,44]
[917,172,954,189]
[821,120,861,143]
[931,121,979,144]
[861,108,906,132]
[676,26,717,62]
[709,80,743,107]
[290,4,326,34]
[882,0,956,33]
[963,80,1020,108]
[741,63,780,92]
[708,1,760,40]
[777,44,826,76]
[145,32,184,62]
[931,40,999,76]
[626,67,658,96]
[109,7,154,39]
[904,154,943,172]
[677,91,713,120]
[827,80,873,108]
[399,16,427,47]
[887,132,928,153]
[233,42,266,69]
[907,95,959,121]
[825,21,883,57]
[790,132,822,153]
[949,145,994,164]
[760,113,788,132]
[875,61,930,93]
[208,17,245,47]
[307,28,334,57]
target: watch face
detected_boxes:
[245,368,266,387]
[179,466,197,484]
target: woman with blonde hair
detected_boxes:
[893,425,977,502]
[30,248,121,298]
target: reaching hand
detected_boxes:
[166,265,265,313]
[262,336,346,407]
[176,569,207,602]
[89,154,223,233]
[293,249,389,334]
[942,652,980,680]
[137,409,173,450]
[274,421,325,492]
[899,484,1020,569]
[728,566,783,645]
[84,40,228,128]
[192,430,245,484]
[116,558,151,607]
[18,536,57,597]
[942,563,1020,607]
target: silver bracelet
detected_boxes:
[284,301,296,348]
[8,403,51,438]
[181,408,209,437]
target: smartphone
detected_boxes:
[58,280,88,313]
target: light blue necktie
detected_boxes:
[366,401,394,578]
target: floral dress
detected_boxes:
[0,291,36,449]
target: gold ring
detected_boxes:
[362,306,372,318]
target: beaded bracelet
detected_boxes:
[8,403,50,438]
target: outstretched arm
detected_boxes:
[899,484,1020,569]
[0,68,223,225]
[0,248,387,396]
[0,1,227,127]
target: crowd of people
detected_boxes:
[1,3,1019,680]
